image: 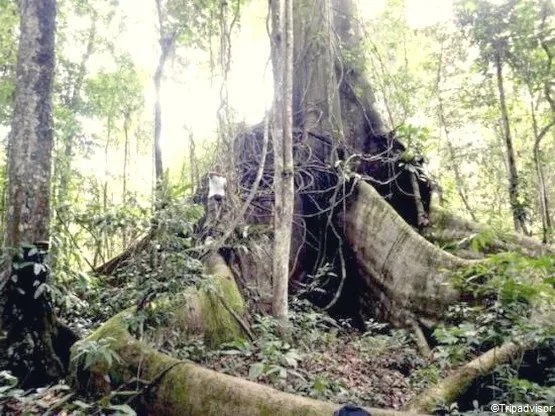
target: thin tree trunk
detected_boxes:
[494,42,527,234]
[270,0,285,321]
[153,0,176,206]
[122,113,130,247]
[270,0,294,325]
[278,0,294,322]
[102,119,112,260]
[529,94,554,243]
[153,58,165,191]
[435,38,477,222]
[57,10,97,203]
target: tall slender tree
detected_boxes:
[270,0,294,325]
[456,0,529,234]
[153,0,175,201]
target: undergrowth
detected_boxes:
[151,297,426,409]
[430,252,555,413]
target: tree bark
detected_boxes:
[530,97,553,244]
[407,341,528,413]
[270,0,294,326]
[1,0,77,387]
[122,112,130,247]
[341,181,473,328]
[153,0,176,204]
[270,0,294,325]
[5,1,55,248]
[292,0,385,146]
[494,42,527,235]
[430,205,555,256]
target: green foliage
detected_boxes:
[409,364,442,391]
[0,0,17,126]
[153,297,422,408]
[0,370,75,415]
[432,253,555,407]
[492,364,555,406]
[397,123,432,155]
[83,54,144,122]
[71,337,122,370]
[0,369,137,415]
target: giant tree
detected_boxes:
[1,0,77,387]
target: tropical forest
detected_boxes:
[1,0,555,415]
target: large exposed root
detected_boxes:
[430,207,555,257]
[71,253,425,416]
[406,342,528,413]
[341,181,478,327]
[72,315,423,416]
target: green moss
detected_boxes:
[197,277,245,346]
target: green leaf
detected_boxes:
[33,263,42,275]
[107,404,137,415]
[84,353,94,370]
[34,283,46,299]
[248,363,264,380]
[73,400,92,409]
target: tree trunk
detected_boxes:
[494,42,527,234]
[407,341,528,413]
[270,0,294,326]
[57,9,97,204]
[122,112,130,247]
[153,56,165,192]
[153,0,176,206]
[1,0,77,387]
[341,181,472,328]
[530,97,553,244]
[230,0,434,319]
[293,0,385,146]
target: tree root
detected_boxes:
[406,341,527,413]
[341,181,478,327]
[410,321,432,358]
[70,252,426,416]
[430,207,555,257]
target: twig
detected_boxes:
[322,246,347,311]
[216,292,255,341]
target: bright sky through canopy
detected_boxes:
[87,0,454,173]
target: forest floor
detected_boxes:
[0,296,436,415]
[143,299,434,411]
[2,227,554,415]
